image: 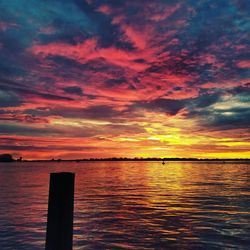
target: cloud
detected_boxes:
[62,86,83,96]
[0,0,249,158]
[136,98,188,116]
[0,90,23,107]
[237,60,250,69]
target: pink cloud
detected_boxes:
[30,38,97,61]
[120,24,153,50]
[237,60,250,69]
[30,38,151,71]
[150,4,181,21]
[97,5,112,15]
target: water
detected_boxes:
[0,161,249,249]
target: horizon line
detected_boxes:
[10,157,250,162]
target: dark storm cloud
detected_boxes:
[0,144,98,152]
[0,122,104,137]
[1,84,73,102]
[80,106,121,119]
[62,86,83,96]
[186,91,250,131]
[134,92,222,116]
[206,110,250,130]
[229,85,250,96]
[192,93,221,108]
[135,98,188,115]
[0,77,73,102]
[0,91,22,108]
[26,105,123,120]
[0,122,53,136]
[105,78,127,87]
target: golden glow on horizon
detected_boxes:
[197,152,250,159]
[1,107,249,160]
[217,141,250,147]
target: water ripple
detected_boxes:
[0,161,249,249]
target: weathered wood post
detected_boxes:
[45,172,75,250]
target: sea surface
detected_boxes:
[0,161,249,249]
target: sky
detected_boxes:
[0,0,249,160]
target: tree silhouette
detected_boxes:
[0,154,14,162]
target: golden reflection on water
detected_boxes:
[0,161,249,249]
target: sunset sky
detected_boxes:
[0,0,249,159]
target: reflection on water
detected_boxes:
[0,161,249,249]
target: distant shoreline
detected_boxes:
[1,158,249,163]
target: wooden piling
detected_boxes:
[45,172,75,250]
